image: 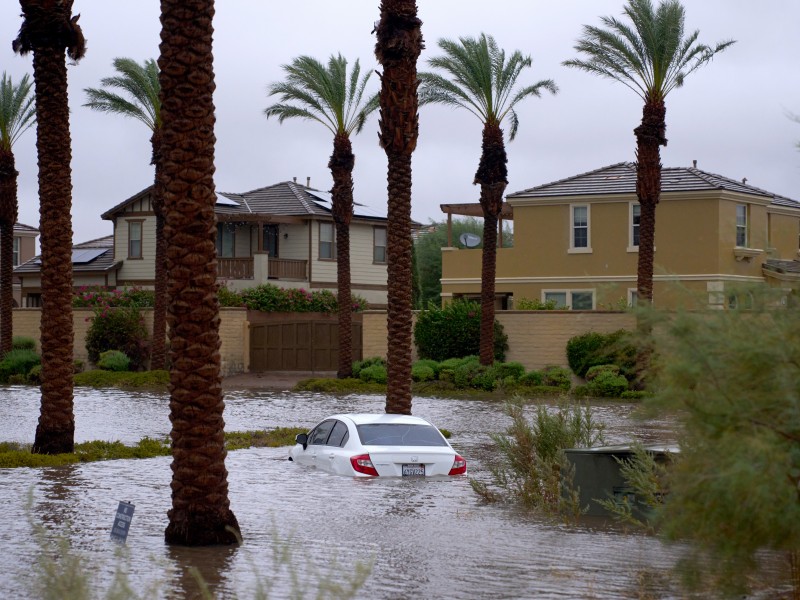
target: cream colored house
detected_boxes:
[441,162,800,310]
[8,223,39,306]
[99,180,390,306]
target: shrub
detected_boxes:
[412,359,440,378]
[73,359,84,374]
[85,306,150,370]
[518,370,544,387]
[585,369,629,398]
[217,285,244,307]
[493,362,525,381]
[359,364,387,384]
[27,364,42,384]
[97,350,131,372]
[514,297,559,310]
[72,286,154,308]
[0,349,41,383]
[585,364,620,381]
[541,366,572,390]
[469,366,498,391]
[414,300,507,362]
[411,364,435,382]
[566,330,636,379]
[452,357,482,388]
[239,283,368,313]
[11,336,36,351]
[353,356,384,379]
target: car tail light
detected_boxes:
[448,455,467,475]
[350,454,379,476]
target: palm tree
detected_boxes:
[374,0,423,415]
[265,54,377,379]
[0,73,35,355]
[159,0,240,545]
[13,0,85,455]
[420,34,556,366]
[84,58,168,370]
[564,0,733,304]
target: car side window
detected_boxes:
[309,420,335,445]
[327,421,349,447]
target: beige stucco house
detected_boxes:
[15,180,390,308]
[8,222,39,306]
[441,162,800,310]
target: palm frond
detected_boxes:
[83,57,160,131]
[0,72,35,150]
[565,0,734,101]
[420,33,555,139]
[265,53,378,138]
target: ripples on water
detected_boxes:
[0,385,788,598]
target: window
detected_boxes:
[569,204,591,252]
[12,237,19,267]
[628,289,639,307]
[373,227,387,263]
[326,420,349,448]
[217,222,235,257]
[319,222,335,260]
[630,203,641,250]
[309,420,336,445]
[263,224,279,257]
[128,221,143,259]
[543,289,595,310]
[736,204,748,247]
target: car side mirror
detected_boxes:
[295,433,308,450]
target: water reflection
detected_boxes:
[0,385,789,598]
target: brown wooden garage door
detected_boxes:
[250,320,362,371]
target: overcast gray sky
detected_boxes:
[1,1,798,245]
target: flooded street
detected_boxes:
[0,385,786,598]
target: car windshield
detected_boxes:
[356,424,447,447]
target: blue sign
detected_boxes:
[110,501,135,543]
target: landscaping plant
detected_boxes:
[85,306,150,370]
[414,300,508,362]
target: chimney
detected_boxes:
[692,160,697,168]
[293,176,297,183]
[742,177,747,185]
[306,176,311,187]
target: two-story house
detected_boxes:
[441,162,800,310]
[5,223,40,306]
[20,179,391,307]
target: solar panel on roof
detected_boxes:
[72,248,107,264]
[307,190,332,204]
[215,193,240,206]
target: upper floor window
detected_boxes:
[128,221,143,259]
[543,289,595,310]
[373,227,387,263]
[569,204,591,253]
[736,204,748,247]
[630,203,641,249]
[12,237,20,267]
[319,222,336,260]
[217,222,235,257]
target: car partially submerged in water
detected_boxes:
[289,413,467,477]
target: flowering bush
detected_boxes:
[239,283,368,313]
[85,306,150,370]
[73,286,154,308]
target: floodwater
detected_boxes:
[0,385,789,599]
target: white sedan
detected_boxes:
[289,413,467,477]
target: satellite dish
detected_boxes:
[459,232,481,248]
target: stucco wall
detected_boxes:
[12,307,248,376]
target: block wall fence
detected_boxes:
[12,308,634,375]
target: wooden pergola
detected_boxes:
[439,202,514,247]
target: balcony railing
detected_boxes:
[216,256,307,281]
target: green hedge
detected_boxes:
[414,300,508,362]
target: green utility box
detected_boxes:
[564,444,678,517]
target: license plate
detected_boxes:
[402,464,425,477]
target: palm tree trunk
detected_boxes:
[375,0,423,415]
[633,98,666,386]
[30,44,76,455]
[329,133,354,379]
[160,0,240,546]
[475,123,508,366]
[150,129,167,371]
[0,151,18,355]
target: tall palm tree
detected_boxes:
[84,58,168,370]
[265,54,377,379]
[0,73,35,355]
[564,0,733,304]
[159,0,240,545]
[420,34,556,366]
[13,0,85,455]
[374,0,423,415]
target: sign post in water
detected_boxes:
[110,501,135,543]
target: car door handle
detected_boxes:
[327,453,335,460]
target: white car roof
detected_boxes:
[329,413,434,427]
